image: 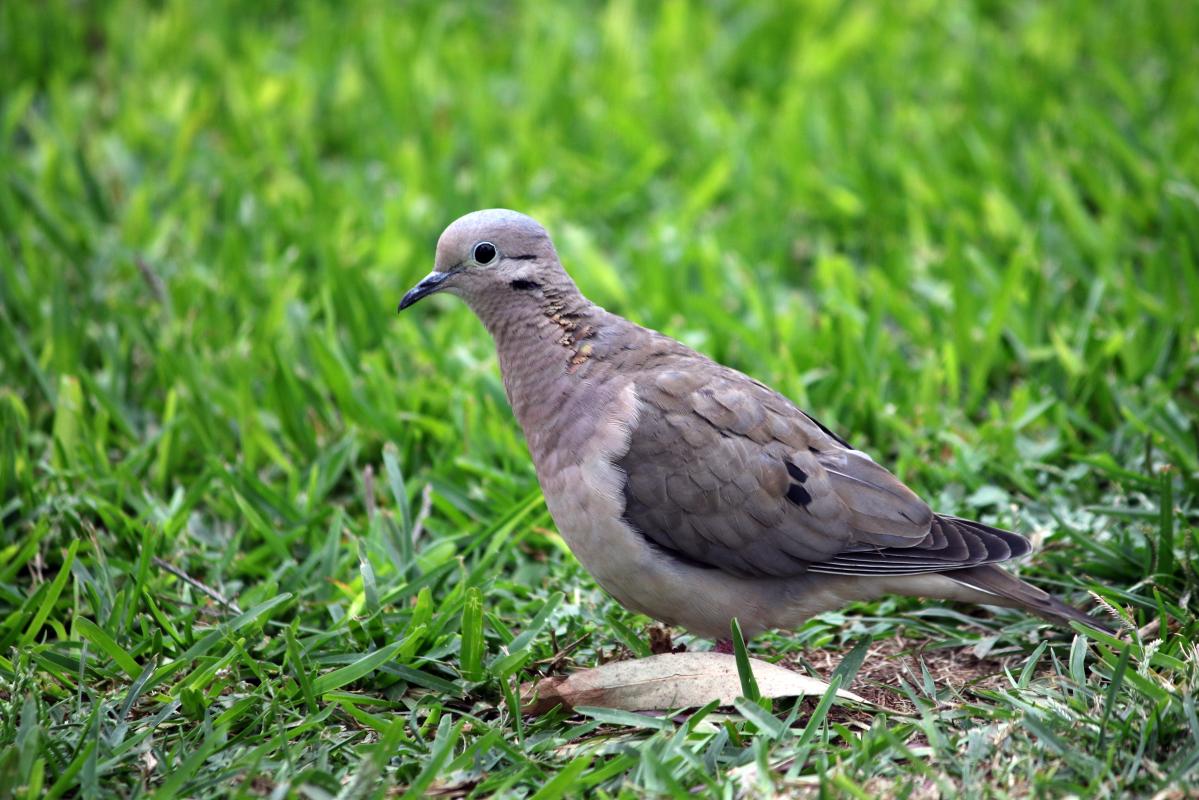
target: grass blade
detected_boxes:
[459,586,485,682]
[21,540,78,646]
[312,639,406,695]
[730,618,760,703]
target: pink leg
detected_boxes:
[714,638,734,655]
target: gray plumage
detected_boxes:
[400,209,1111,639]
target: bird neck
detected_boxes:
[469,281,616,463]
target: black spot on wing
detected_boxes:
[785,462,808,483]
[785,483,813,506]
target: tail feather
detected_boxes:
[947,564,1116,633]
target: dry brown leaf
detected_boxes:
[520,652,864,714]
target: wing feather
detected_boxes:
[616,347,1032,579]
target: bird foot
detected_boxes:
[713,638,735,655]
[648,625,675,655]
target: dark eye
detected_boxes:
[473,242,497,264]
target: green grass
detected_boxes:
[2,0,1197,796]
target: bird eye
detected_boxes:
[473,242,497,264]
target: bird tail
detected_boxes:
[946,564,1118,634]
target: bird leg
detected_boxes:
[713,638,735,655]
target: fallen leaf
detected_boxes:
[520,652,864,715]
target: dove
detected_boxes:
[400,209,1111,645]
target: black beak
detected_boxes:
[398,271,451,312]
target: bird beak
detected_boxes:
[398,270,451,312]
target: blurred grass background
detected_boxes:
[1,0,1197,797]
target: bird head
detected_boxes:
[398,209,564,312]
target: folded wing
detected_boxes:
[617,355,1030,579]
